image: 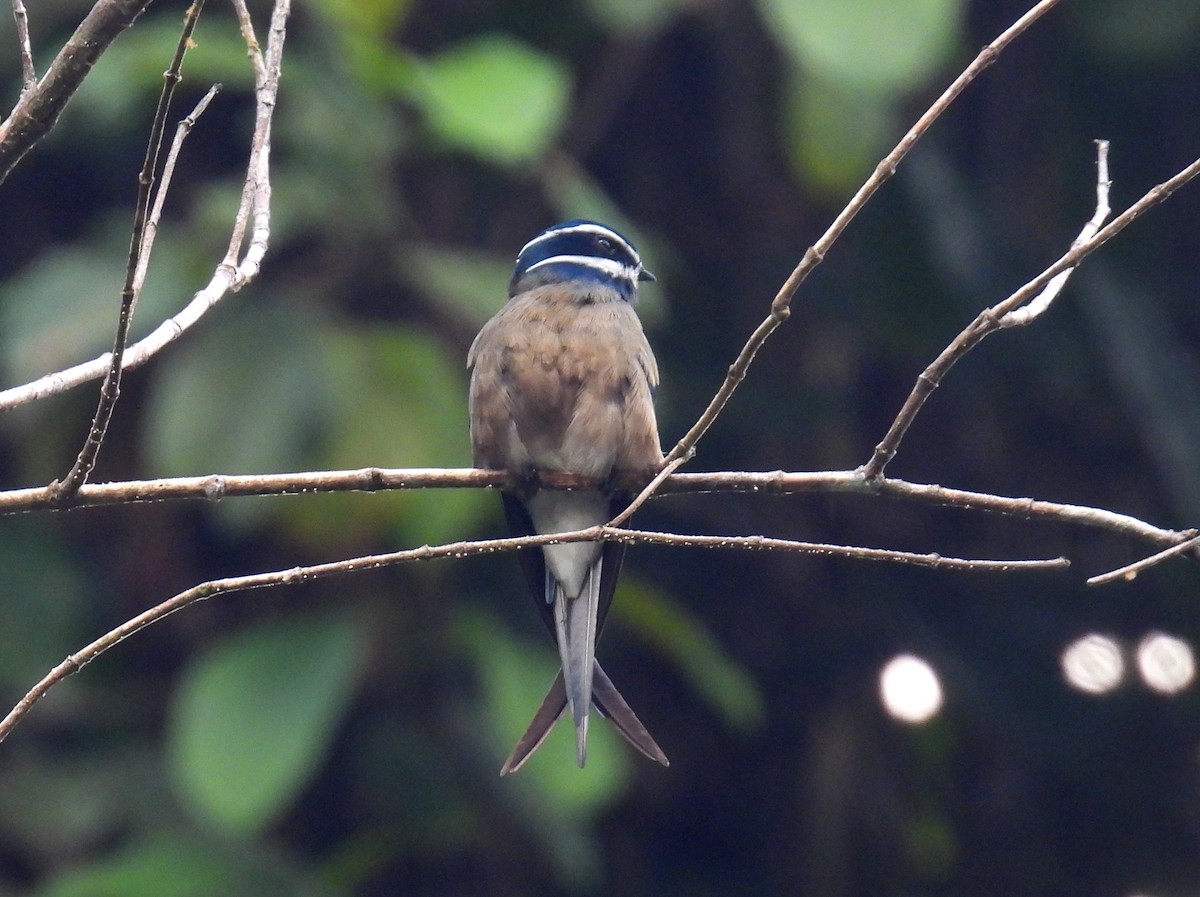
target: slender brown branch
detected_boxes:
[1087,532,1200,586]
[609,451,693,527]
[615,529,1066,573]
[0,522,1064,743]
[11,0,36,95]
[661,0,1066,469]
[0,0,158,184]
[862,146,1200,481]
[47,1,207,504]
[1,466,1190,560]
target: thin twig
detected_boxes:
[0,0,289,414]
[48,1,207,504]
[228,0,265,83]
[1087,532,1200,586]
[0,523,1064,743]
[1000,140,1112,327]
[224,0,269,269]
[11,0,36,95]
[0,0,158,184]
[861,146,1200,481]
[135,85,223,298]
[609,451,693,527]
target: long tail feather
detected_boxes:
[500,662,668,774]
[593,664,669,767]
[500,673,567,775]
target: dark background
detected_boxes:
[2,0,1200,894]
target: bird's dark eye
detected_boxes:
[596,237,615,255]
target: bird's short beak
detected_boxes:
[638,265,656,283]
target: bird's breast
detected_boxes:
[469,287,662,479]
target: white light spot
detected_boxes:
[879,654,943,723]
[1136,632,1194,694]
[1061,633,1124,694]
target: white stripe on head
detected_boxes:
[524,254,639,282]
[518,222,637,260]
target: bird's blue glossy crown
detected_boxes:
[509,219,655,301]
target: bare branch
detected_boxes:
[0,521,1065,744]
[1087,532,1200,587]
[0,0,290,414]
[11,0,36,95]
[226,0,287,283]
[228,0,265,83]
[0,0,158,184]
[0,467,1190,563]
[661,0,1067,469]
[49,2,208,504]
[862,146,1200,481]
[609,451,693,527]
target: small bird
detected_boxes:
[468,219,669,773]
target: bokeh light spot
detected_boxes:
[880,654,943,723]
[1136,632,1194,694]
[1061,633,1124,694]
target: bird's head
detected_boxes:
[509,219,655,302]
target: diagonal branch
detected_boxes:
[861,145,1200,481]
[1087,533,1200,586]
[658,0,1067,472]
[0,0,158,184]
[999,140,1112,328]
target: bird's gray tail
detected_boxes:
[552,561,600,767]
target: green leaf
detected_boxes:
[757,0,963,93]
[0,218,194,384]
[783,71,897,196]
[616,578,765,732]
[308,0,413,35]
[416,36,571,165]
[39,837,236,897]
[37,834,345,897]
[71,17,255,127]
[167,615,364,833]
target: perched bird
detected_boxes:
[468,219,669,773]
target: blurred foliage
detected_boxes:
[167,613,364,833]
[415,35,571,165]
[2,0,1200,895]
